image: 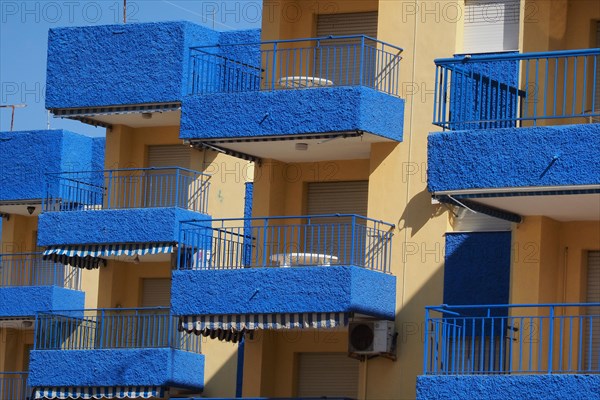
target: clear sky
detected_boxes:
[0,0,262,136]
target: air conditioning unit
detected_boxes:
[348,320,396,356]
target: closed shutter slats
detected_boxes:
[463,0,519,53]
[297,353,359,398]
[141,278,171,307]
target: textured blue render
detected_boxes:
[0,130,100,202]
[443,232,511,311]
[45,21,260,108]
[448,53,519,130]
[0,286,84,318]
[416,375,600,400]
[46,21,219,108]
[37,208,208,246]
[171,266,396,319]
[180,87,404,141]
[427,124,600,192]
[28,349,204,390]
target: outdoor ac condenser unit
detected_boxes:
[348,320,396,357]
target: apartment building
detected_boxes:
[0,0,599,399]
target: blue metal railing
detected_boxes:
[0,253,81,290]
[0,372,29,400]
[177,214,394,273]
[34,308,201,353]
[424,303,600,375]
[189,35,403,97]
[433,49,600,130]
[43,167,211,213]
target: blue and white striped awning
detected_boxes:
[181,312,349,333]
[33,386,164,399]
[43,243,175,269]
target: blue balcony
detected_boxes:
[181,36,405,163]
[0,130,103,217]
[428,49,600,222]
[37,168,210,267]
[45,21,260,128]
[172,215,396,336]
[417,303,600,400]
[0,253,83,318]
[28,308,204,397]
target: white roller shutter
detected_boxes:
[316,12,378,38]
[586,251,600,369]
[296,353,359,398]
[141,278,171,307]
[307,181,368,216]
[316,12,379,85]
[147,145,191,168]
[463,0,520,54]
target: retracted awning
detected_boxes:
[33,386,164,399]
[180,312,349,341]
[43,243,175,269]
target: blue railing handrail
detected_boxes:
[181,214,396,228]
[427,302,600,312]
[433,48,600,130]
[46,166,211,178]
[191,34,404,52]
[37,306,170,315]
[0,372,28,375]
[34,307,201,353]
[435,48,600,65]
[423,302,600,375]
[178,214,394,273]
[0,252,81,289]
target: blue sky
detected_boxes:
[0,0,262,136]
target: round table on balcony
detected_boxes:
[269,252,339,267]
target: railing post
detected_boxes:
[271,42,278,91]
[359,36,365,86]
[262,218,269,267]
[548,305,554,374]
[423,308,430,374]
[106,170,112,209]
[174,168,181,208]
[350,215,356,266]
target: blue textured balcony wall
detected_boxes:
[433,49,600,129]
[441,52,520,130]
[423,303,600,376]
[46,21,259,108]
[0,130,103,202]
[181,86,404,141]
[427,124,600,193]
[38,208,208,247]
[0,286,84,318]
[417,375,600,400]
[0,372,29,400]
[172,266,395,320]
[29,308,204,390]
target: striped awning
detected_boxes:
[180,312,349,337]
[43,243,175,269]
[33,386,164,399]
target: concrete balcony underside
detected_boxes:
[427,124,600,222]
[180,87,404,163]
